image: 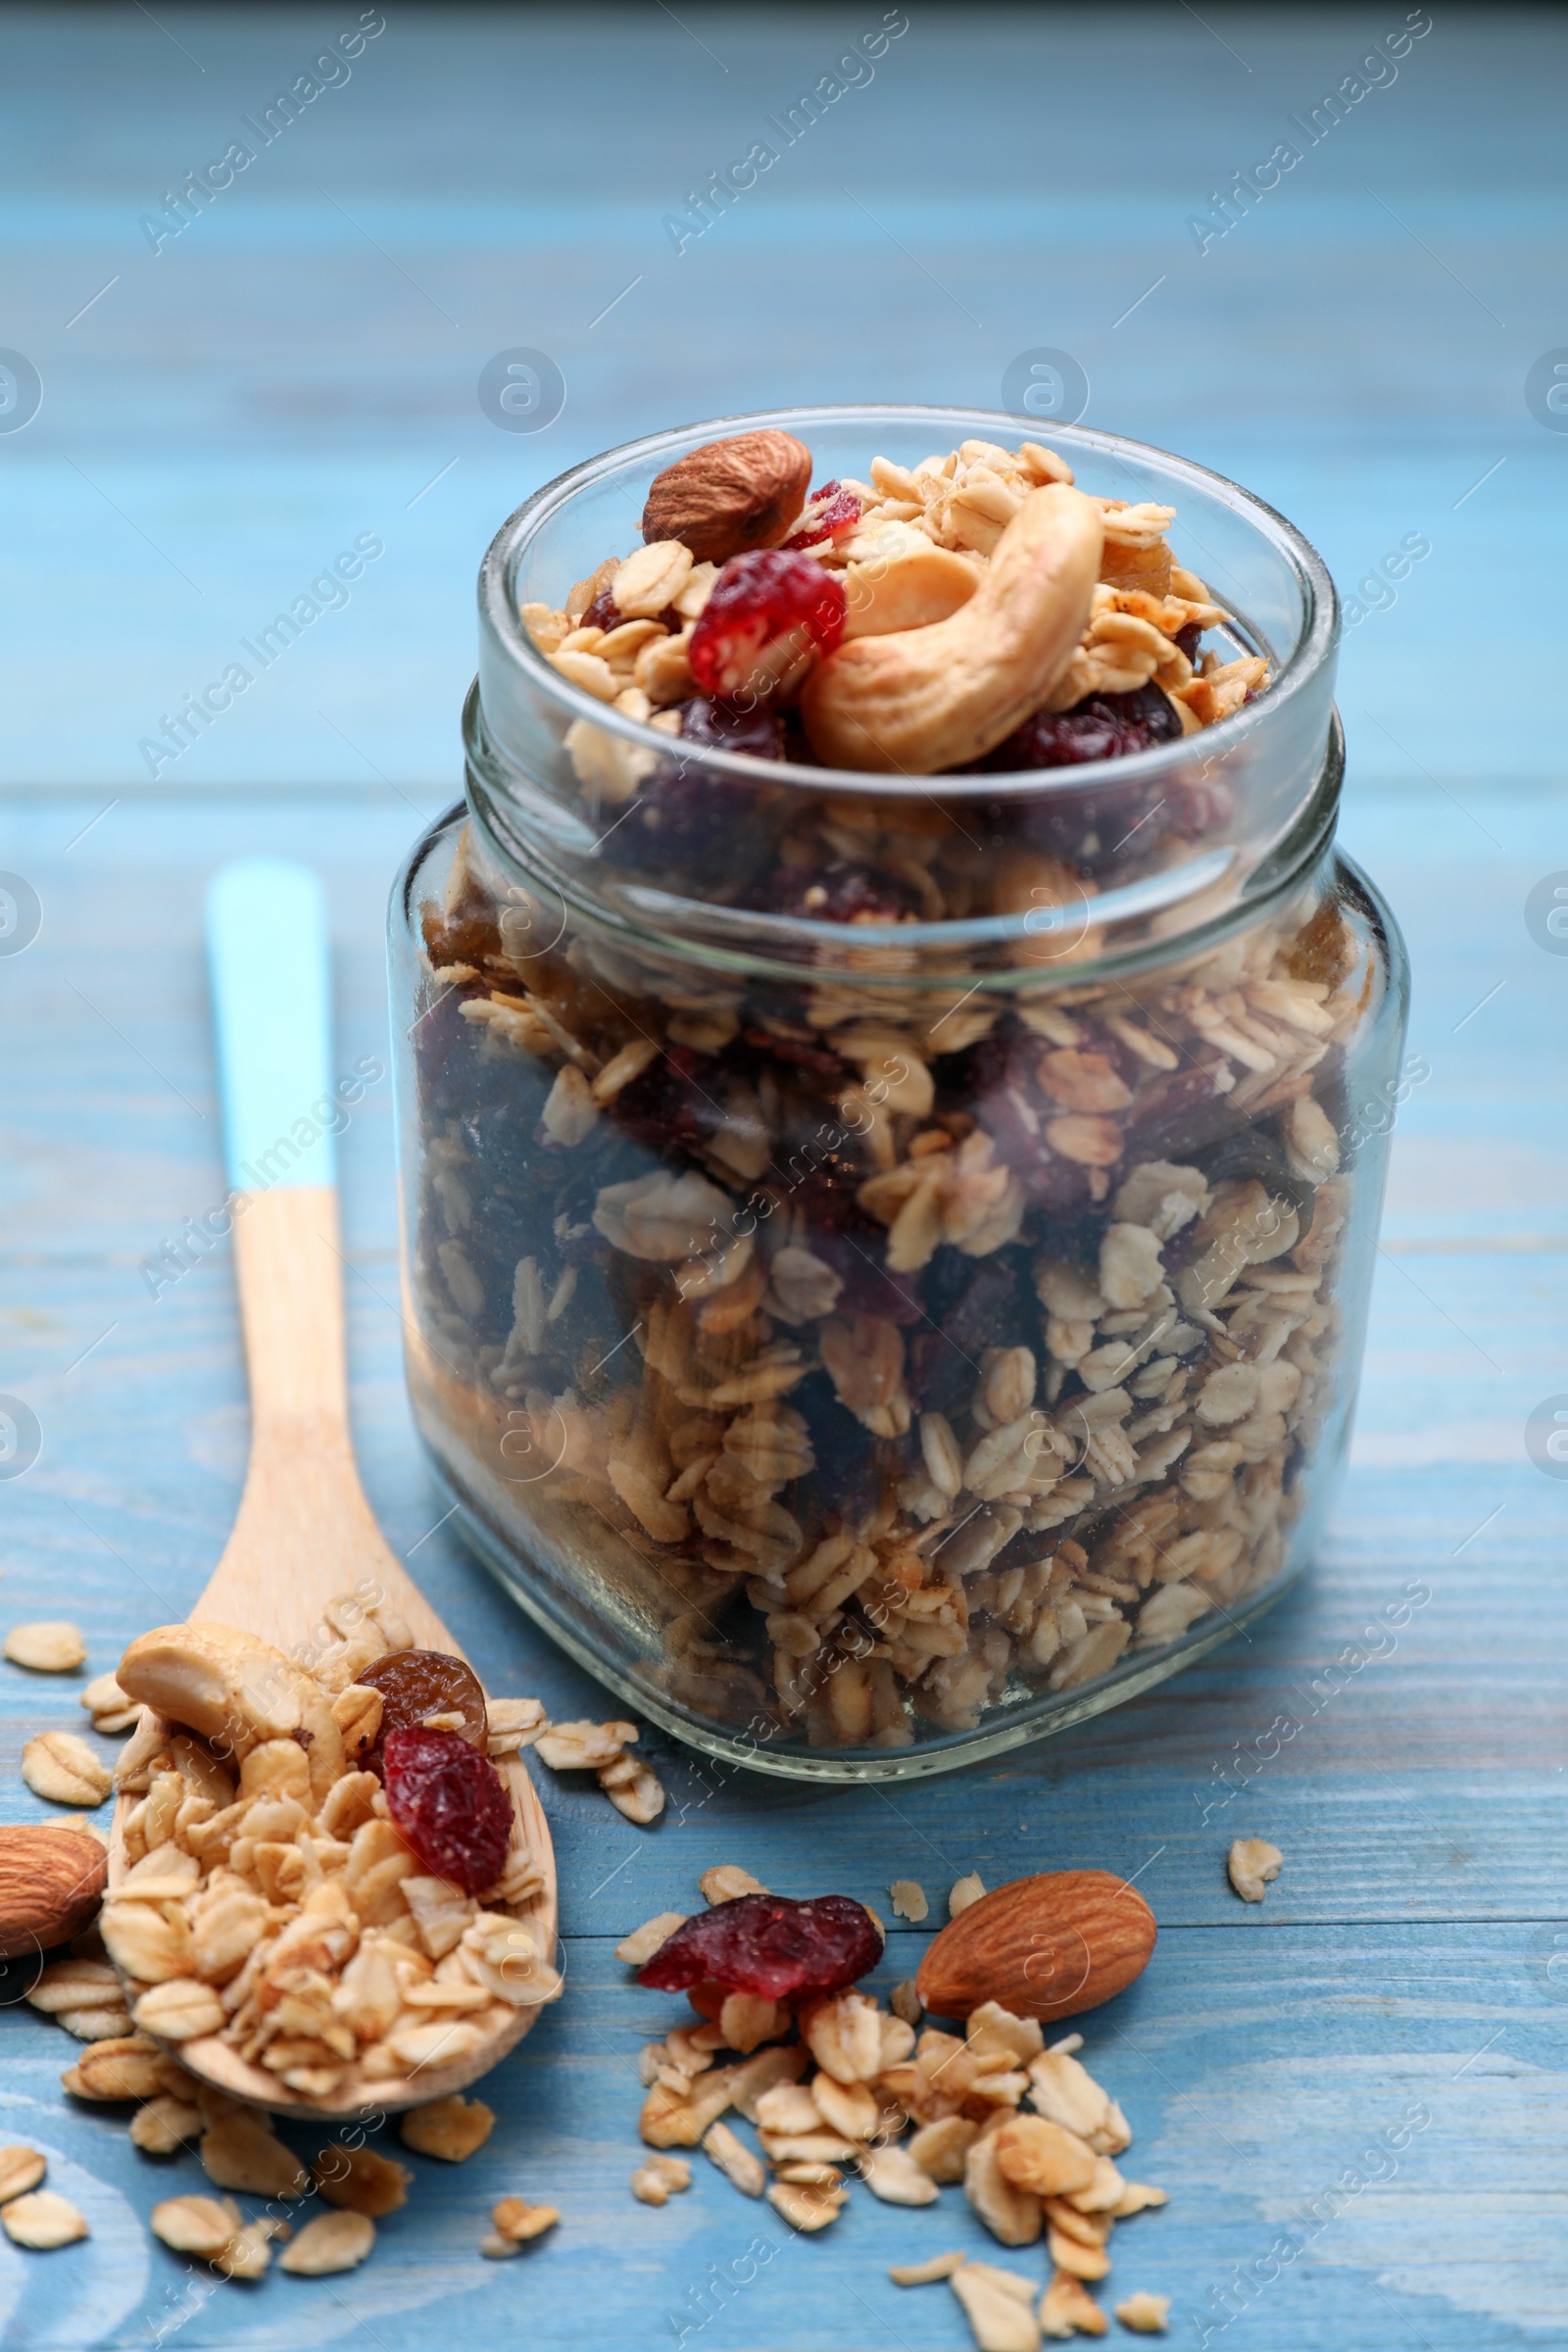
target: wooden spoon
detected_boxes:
[107,857,556,2119]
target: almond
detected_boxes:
[914,1870,1155,2024]
[0,1824,107,1957]
[640,430,813,564]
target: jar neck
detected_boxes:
[464,690,1344,999]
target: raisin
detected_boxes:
[742,1027,844,1078]
[382,1725,513,1894]
[758,861,921,924]
[908,1253,1023,1413]
[1174,620,1202,662]
[359,1649,489,1758]
[638,1892,881,2000]
[983,684,1183,772]
[610,700,786,877]
[688,550,847,702]
[607,1045,723,1153]
[581,589,621,631]
[813,1227,922,1325]
[677,694,786,760]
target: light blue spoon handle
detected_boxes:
[205,858,336,1195]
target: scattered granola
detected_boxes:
[891,1879,930,1924]
[4,1621,86,1673]
[1,2189,88,2249]
[631,2153,692,2204]
[399,2093,495,2162]
[279,2210,375,2276]
[0,2148,47,2204]
[22,1732,111,1808]
[949,1874,987,1919]
[1226,1838,1283,1904]
[491,2195,560,2241]
[1114,2290,1171,2333]
[620,1887,1164,2341]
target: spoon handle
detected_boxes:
[204,858,349,1450]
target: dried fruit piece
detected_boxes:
[641,429,813,564]
[688,550,847,702]
[983,683,1182,772]
[638,1893,880,2002]
[359,1648,488,1753]
[782,479,862,551]
[381,1725,512,1895]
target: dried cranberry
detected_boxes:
[1175,620,1202,662]
[983,684,1183,772]
[688,551,847,703]
[638,1892,881,2000]
[382,1725,513,1894]
[678,695,786,760]
[759,861,920,925]
[782,481,862,551]
[581,589,621,631]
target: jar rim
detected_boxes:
[477,401,1339,803]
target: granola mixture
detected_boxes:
[99,1598,560,2106]
[404,426,1387,1751]
[624,1871,1169,2347]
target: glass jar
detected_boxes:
[388,406,1408,1782]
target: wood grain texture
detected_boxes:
[0,5,1563,2342]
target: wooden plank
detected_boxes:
[1,1921,1561,2347]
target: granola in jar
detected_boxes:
[391,409,1407,1773]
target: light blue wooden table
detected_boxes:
[1,10,1563,2347]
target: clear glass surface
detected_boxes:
[387,407,1408,1781]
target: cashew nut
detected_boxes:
[841,530,981,640]
[800,484,1102,775]
[117,1623,344,1802]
